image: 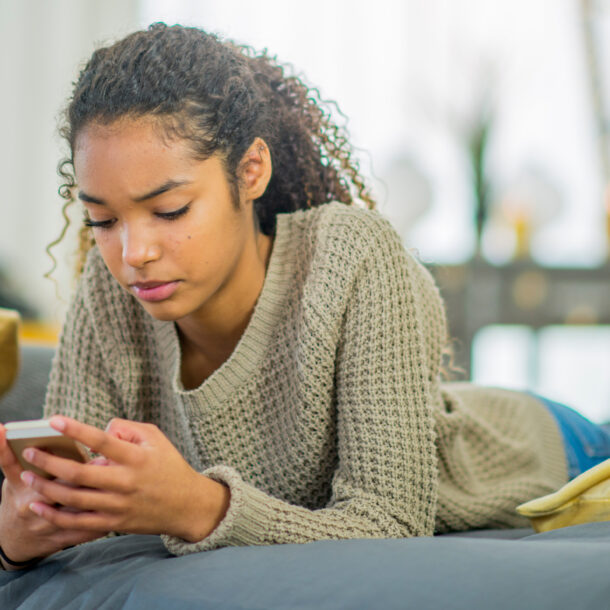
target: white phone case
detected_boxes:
[4,419,88,478]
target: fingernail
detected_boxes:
[23,448,35,462]
[21,471,34,485]
[29,503,42,516]
[50,417,66,431]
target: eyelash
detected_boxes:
[84,203,191,229]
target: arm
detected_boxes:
[13,214,442,554]
[0,261,123,568]
[160,213,440,553]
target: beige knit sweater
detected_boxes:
[43,201,568,555]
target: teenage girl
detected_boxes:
[1,23,609,571]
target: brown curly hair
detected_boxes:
[46,22,375,280]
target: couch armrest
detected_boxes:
[0,345,53,423]
[0,308,20,399]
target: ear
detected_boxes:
[238,137,272,202]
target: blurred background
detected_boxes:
[1,0,609,420]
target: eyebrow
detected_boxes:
[78,179,191,205]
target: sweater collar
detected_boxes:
[150,211,297,405]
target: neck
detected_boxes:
[176,229,273,367]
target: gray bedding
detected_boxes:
[1,523,609,609]
[2,348,609,608]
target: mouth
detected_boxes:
[130,280,181,303]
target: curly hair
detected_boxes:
[47,22,375,279]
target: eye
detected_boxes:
[156,203,191,221]
[83,214,115,230]
[83,203,191,230]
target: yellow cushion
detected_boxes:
[0,308,20,399]
[516,458,610,532]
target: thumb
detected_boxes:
[0,423,24,485]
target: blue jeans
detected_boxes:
[534,394,610,480]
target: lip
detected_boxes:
[130,280,181,302]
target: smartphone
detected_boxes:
[4,419,88,479]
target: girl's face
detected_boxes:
[73,118,271,325]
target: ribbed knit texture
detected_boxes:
[43,201,568,555]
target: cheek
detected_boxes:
[167,230,186,248]
[166,231,193,260]
[162,231,207,278]
[179,227,237,275]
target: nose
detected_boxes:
[121,223,161,268]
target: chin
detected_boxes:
[137,300,188,322]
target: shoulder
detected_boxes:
[297,203,447,338]
[282,201,400,244]
[275,202,444,317]
[278,201,411,270]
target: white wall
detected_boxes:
[142,0,606,267]
[1,0,607,324]
[0,0,141,323]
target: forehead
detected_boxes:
[73,118,202,197]
[74,118,194,169]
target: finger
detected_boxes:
[105,418,154,444]
[29,502,117,532]
[88,456,112,466]
[12,486,56,520]
[20,471,123,513]
[48,416,135,464]
[21,448,133,493]
[0,424,24,484]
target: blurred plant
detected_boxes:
[467,103,493,252]
[440,55,498,256]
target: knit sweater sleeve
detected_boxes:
[43,254,123,427]
[162,211,440,555]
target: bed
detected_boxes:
[1,346,609,609]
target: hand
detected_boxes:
[17,416,230,543]
[0,424,104,570]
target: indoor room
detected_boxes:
[1,1,610,607]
